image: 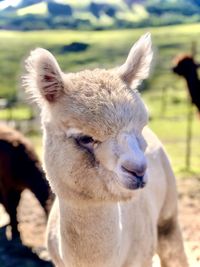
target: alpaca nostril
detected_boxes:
[121,166,137,177]
[121,164,146,178]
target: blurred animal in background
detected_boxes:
[172,54,200,114]
[0,123,52,240]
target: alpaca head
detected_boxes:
[23,33,153,202]
[172,54,199,77]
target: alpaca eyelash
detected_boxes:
[73,135,101,154]
[77,135,94,145]
[65,128,101,148]
[72,135,95,151]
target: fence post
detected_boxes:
[185,101,193,170]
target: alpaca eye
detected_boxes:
[78,135,94,145]
[75,135,97,152]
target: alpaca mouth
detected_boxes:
[117,172,147,191]
[125,175,146,190]
[128,178,146,190]
[120,167,147,190]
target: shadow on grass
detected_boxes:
[0,226,53,267]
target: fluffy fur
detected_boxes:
[23,33,188,267]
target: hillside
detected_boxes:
[0,0,200,30]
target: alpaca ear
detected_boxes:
[118,33,153,89]
[23,48,64,105]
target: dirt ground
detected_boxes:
[176,176,200,267]
[0,177,199,267]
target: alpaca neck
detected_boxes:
[184,71,199,90]
[58,198,124,267]
[183,71,200,111]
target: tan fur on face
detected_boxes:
[56,69,148,140]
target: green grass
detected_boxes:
[0,105,32,120]
[0,24,200,177]
[144,93,200,176]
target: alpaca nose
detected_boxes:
[121,162,147,178]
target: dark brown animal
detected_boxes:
[0,123,51,240]
[173,54,200,114]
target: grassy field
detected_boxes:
[0,24,200,176]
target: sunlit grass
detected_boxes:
[0,106,32,120]
[143,84,200,176]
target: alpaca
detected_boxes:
[23,34,188,267]
[0,123,52,240]
[173,54,200,113]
